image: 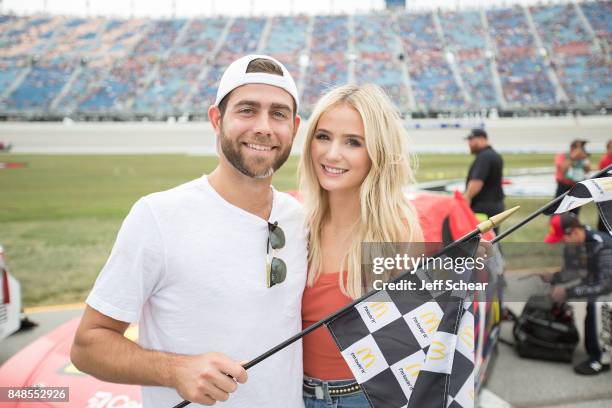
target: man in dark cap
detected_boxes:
[464,129,505,231]
[548,213,612,375]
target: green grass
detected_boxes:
[0,153,603,306]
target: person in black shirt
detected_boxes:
[464,129,505,231]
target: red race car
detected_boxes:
[0,190,501,407]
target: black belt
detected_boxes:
[303,380,361,398]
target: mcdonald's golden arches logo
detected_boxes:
[356,347,377,369]
[369,302,389,318]
[404,362,422,377]
[600,179,612,192]
[459,325,474,349]
[420,312,441,334]
[429,340,447,360]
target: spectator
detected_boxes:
[554,139,591,214]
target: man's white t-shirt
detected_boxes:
[87,175,307,407]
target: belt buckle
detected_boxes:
[315,385,324,400]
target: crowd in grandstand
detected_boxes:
[0,1,609,118]
[439,10,498,107]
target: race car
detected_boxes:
[0,190,502,407]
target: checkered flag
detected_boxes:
[327,236,479,408]
[547,176,612,231]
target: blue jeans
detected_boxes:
[303,376,370,408]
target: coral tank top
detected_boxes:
[302,272,355,380]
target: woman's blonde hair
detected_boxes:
[299,83,423,299]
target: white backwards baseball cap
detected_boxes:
[214,54,299,112]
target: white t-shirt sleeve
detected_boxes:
[86,197,165,323]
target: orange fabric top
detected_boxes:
[302,272,355,380]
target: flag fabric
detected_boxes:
[600,302,612,357]
[551,177,612,230]
[326,236,480,408]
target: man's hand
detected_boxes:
[550,285,567,303]
[172,352,248,406]
[476,239,493,260]
[71,307,248,406]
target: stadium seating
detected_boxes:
[487,6,557,106]
[0,57,27,95]
[552,53,610,105]
[4,57,76,110]
[0,1,610,117]
[56,19,151,113]
[73,19,185,112]
[354,13,411,111]
[187,17,266,113]
[439,10,498,108]
[302,15,349,109]
[133,18,228,115]
[396,12,464,110]
[531,3,609,106]
[531,4,590,51]
[262,15,308,85]
[581,0,612,44]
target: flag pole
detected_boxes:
[172,206,519,408]
[492,164,612,244]
[244,206,519,370]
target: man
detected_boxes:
[554,139,591,214]
[547,213,612,375]
[71,55,307,407]
[464,129,505,229]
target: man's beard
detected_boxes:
[219,128,292,179]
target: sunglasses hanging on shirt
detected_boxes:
[267,221,287,288]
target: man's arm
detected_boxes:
[464,180,484,204]
[565,248,612,299]
[71,306,247,405]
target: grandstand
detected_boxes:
[0,0,610,120]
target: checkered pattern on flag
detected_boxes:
[549,177,612,231]
[327,236,479,408]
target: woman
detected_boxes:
[299,84,423,408]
